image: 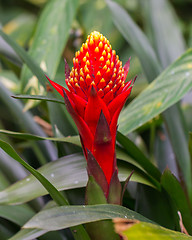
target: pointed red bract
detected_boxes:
[47,31,135,197]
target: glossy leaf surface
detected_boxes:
[119,49,192,134]
[24,204,152,230]
[0,153,156,205]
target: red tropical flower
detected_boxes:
[47,31,134,199]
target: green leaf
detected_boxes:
[0,60,57,163]
[145,0,185,68]
[135,184,177,229]
[163,106,192,201]
[0,147,28,183]
[9,229,48,240]
[107,2,191,198]
[161,169,192,234]
[0,129,80,146]
[0,129,159,189]
[0,140,67,206]
[24,204,152,230]
[85,176,107,205]
[0,205,34,226]
[117,132,161,181]
[0,170,9,191]
[106,0,161,82]
[20,0,79,110]
[154,126,178,174]
[0,140,90,240]
[0,30,47,87]
[189,132,192,161]
[144,0,192,203]
[21,0,79,89]
[9,201,59,240]
[85,179,119,240]
[114,220,192,240]
[3,13,36,47]
[0,153,156,205]
[12,94,65,104]
[47,92,78,138]
[119,49,192,134]
[0,71,20,92]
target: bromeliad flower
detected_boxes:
[47,31,134,202]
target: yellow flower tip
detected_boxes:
[75,83,80,88]
[95,47,99,53]
[104,44,108,50]
[80,76,84,82]
[86,60,90,66]
[75,51,80,58]
[99,41,103,49]
[102,50,107,56]
[103,65,107,71]
[86,74,91,80]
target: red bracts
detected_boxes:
[47,31,134,197]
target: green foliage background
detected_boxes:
[0,0,192,239]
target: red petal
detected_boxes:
[67,92,87,118]
[109,88,132,141]
[93,112,115,184]
[108,87,132,118]
[84,86,111,135]
[63,89,93,151]
[122,80,132,92]
[103,89,114,105]
[86,150,108,197]
[46,75,64,97]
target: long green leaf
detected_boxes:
[0,205,34,226]
[20,0,79,110]
[0,140,90,240]
[119,49,192,134]
[12,94,65,104]
[106,0,161,82]
[9,229,48,240]
[0,140,67,206]
[0,148,28,183]
[0,78,57,163]
[9,201,59,240]
[0,30,47,87]
[161,169,192,234]
[24,204,153,230]
[0,129,80,146]
[144,0,192,202]
[0,153,156,205]
[0,129,160,189]
[117,132,161,181]
[0,170,9,191]
[21,0,79,89]
[145,0,185,68]
[108,0,192,203]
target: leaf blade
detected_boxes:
[24,204,153,230]
[119,49,192,134]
